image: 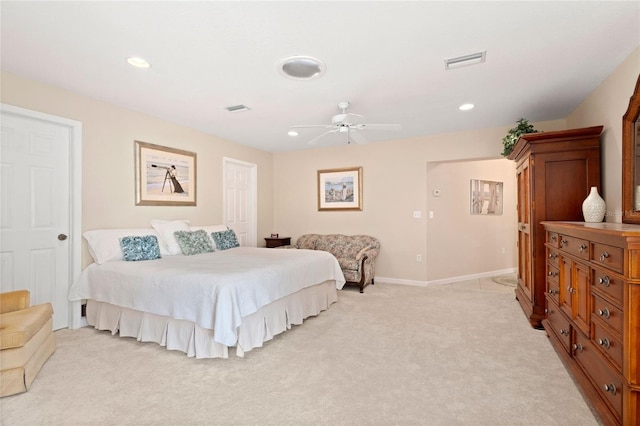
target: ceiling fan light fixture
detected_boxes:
[279,56,325,80]
[445,51,486,70]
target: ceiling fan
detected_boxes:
[290,101,401,145]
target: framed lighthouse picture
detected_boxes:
[135,140,197,206]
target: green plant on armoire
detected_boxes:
[501,118,538,156]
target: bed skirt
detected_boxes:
[85,280,338,359]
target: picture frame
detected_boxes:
[317,167,363,211]
[470,179,503,215]
[135,140,197,206]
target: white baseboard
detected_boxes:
[375,267,517,287]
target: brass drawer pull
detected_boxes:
[572,343,583,352]
[600,251,609,261]
[547,271,558,277]
[603,383,617,395]
[560,328,569,336]
[598,337,611,349]
[561,239,568,247]
[597,308,610,319]
[579,244,587,252]
[598,276,611,287]
[550,235,557,242]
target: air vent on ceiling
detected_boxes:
[226,104,250,112]
[444,51,486,70]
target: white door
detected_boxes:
[223,157,257,247]
[0,105,82,330]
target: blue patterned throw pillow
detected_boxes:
[211,229,239,251]
[119,235,161,261]
[173,230,215,256]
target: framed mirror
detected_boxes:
[622,74,640,224]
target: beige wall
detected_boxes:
[1,72,274,267]
[273,120,564,283]
[566,46,640,223]
[426,159,517,281]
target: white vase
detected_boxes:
[582,186,606,223]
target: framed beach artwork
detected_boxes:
[317,167,363,211]
[470,179,503,215]
[135,140,197,206]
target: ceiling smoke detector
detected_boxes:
[445,51,486,70]
[279,56,325,80]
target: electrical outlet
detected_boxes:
[429,211,434,219]
[416,254,422,262]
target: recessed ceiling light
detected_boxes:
[126,56,151,69]
[459,103,475,111]
[288,130,299,137]
[279,56,325,80]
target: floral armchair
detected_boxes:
[293,234,380,293]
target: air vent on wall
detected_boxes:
[226,105,250,112]
[444,51,486,70]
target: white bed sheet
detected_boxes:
[69,247,345,347]
[86,280,338,358]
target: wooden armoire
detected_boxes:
[507,126,602,328]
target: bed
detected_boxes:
[68,224,346,359]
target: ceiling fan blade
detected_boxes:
[290,124,334,129]
[307,129,339,145]
[347,129,369,145]
[353,123,401,131]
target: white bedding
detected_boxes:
[69,247,345,347]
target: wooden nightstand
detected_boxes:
[264,237,291,248]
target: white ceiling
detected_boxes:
[2,1,639,152]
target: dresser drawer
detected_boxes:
[547,273,560,305]
[559,234,589,260]
[591,320,623,372]
[592,294,623,334]
[547,248,559,268]
[573,331,623,419]
[592,267,624,305]
[547,232,560,248]
[591,242,624,275]
[546,298,571,352]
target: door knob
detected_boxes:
[58,234,68,241]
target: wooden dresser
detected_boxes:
[508,126,602,328]
[542,221,639,425]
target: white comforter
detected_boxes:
[69,247,345,346]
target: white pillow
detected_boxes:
[84,228,167,264]
[151,219,191,255]
[189,225,229,250]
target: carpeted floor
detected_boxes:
[0,278,600,425]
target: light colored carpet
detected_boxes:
[0,278,600,425]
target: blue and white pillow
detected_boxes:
[211,229,239,251]
[173,230,215,256]
[119,235,161,261]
